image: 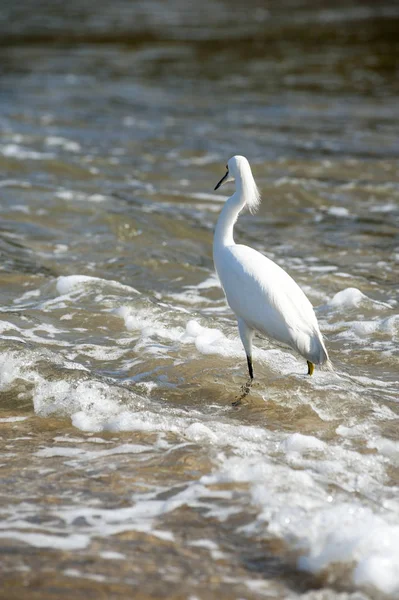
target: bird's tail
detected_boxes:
[321,358,335,373]
[309,331,330,367]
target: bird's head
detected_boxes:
[214,155,249,191]
[214,156,260,213]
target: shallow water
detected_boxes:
[0,1,398,598]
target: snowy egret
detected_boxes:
[213,155,329,387]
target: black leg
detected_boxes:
[247,355,254,380]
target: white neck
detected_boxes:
[213,193,242,248]
[213,177,250,249]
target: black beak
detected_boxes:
[214,171,229,191]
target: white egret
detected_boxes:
[213,155,329,388]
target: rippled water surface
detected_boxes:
[0,1,398,598]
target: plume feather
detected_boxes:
[245,177,261,214]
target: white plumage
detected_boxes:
[213,155,329,383]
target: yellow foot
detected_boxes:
[307,361,314,376]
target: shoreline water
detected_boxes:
[1,1,398,598]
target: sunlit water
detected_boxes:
[0,1,398,598]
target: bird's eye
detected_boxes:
[225,165,228,170]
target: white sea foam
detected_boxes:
[117,304,237,358]
[1,338,397,594]
[354,554,399,595]
[13,288,41,305]
[0,179,32,189]
[367,437,399,462]
[370,202,397,213]
[280,432,326,454]
[99,551,126,560]
[183,319,241,357]
[188,539,219,550]
[116,305,184,345]
[328,287,392,310]
[55,189,108,203]
[35,443,150,460]
[167,276,222,306]
[308,265,337,272]
[167,291,213,305]
[45,136,81,152]
[328,314,399,353]
[201,450,398,595]
[33,378,131,423]
[117,306,295,372]
[327,206,350,217]
[328,287,368,309]
[0,487,176,550]
[193,275,221,290]
[1,266,397,596]
[63,570,106,583]
[179,153,220,166]
[298,508,399,591]
[0,144,54,160]
[0,352,24,390]
[55,275,140,297]
[350,315,399,338]
[0,531,89,550]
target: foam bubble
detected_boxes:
[185,423,219,443]
[184,320,237,356]
[55,190,108,203]
[280,433,326,454]
[354,554,399,594]
[199,432,397,595]
[117,305,184,343]
[297,508,399,585]
[33,378,133,429]
[328,206,350,217]
[192,275,221,290]
[116,309,245,361]
[0,531,89,550]
[35,443,150,460]
[0,352,24,390]
[328,287,392,310]
[56,275,140,297]
[99,551,125,560]
[46,136,81,152]
[368,437,399,461]
[328,288,366,309]
[0,144,54,160]
[1,261,397,598]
